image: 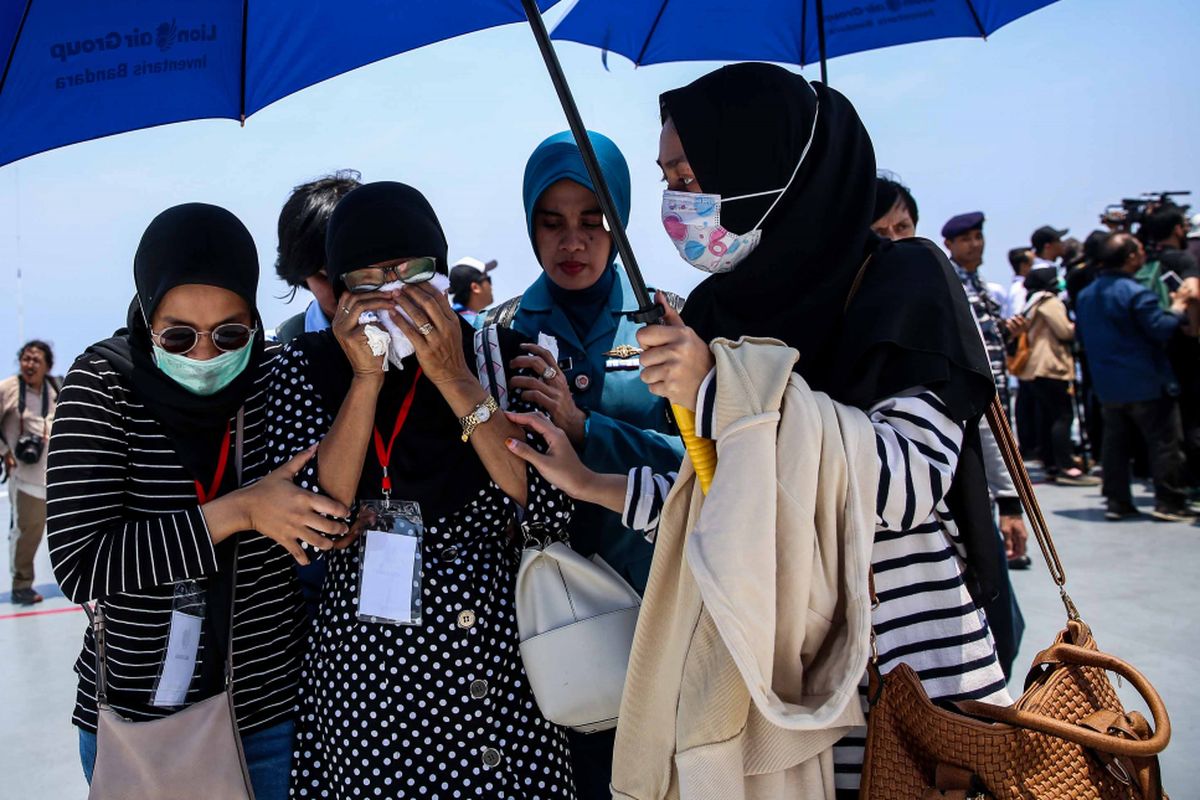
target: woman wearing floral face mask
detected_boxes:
[508,64,1012,797]
[47,204,349,799]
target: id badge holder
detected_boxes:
[357,499,424,626]
[151,580,206,708]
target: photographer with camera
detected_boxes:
[1,341,58,605]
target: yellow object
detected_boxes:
[672,404,716,495]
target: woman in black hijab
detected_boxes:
[266,182,577,799]
[47,203,349,799]
[509,64,1012,795]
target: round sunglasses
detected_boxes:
[151,323,257,355]
[344,256,438,294]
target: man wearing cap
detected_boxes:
[1031,225,1069,269]
[940,212,1032,578]
[943,213,1013,405]
[449,256,496,326]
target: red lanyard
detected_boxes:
[371,367,423,496]
[194,423,233,505]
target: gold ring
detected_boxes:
[418,323,435,337]
[541,366,557,381]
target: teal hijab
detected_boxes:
[522,130,631,270]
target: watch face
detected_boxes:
[477,405,492,423]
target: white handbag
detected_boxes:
[515,539,641,733]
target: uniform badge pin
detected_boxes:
[602,345,642,358]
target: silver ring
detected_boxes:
[541,366,558,381]
[418,323,435,337]
[342,307,351,316]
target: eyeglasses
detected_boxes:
[345,257,438,294]
[151,323,257,355]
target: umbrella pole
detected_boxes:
[816,0,828,84]
[520,0,718,493]
[519,0,660,325]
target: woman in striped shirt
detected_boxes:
[47,204,349,800]
[508,64,1012,797]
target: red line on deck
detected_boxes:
[0,605,83,621]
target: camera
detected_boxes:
[1101,191,1192,231]
[14,434,44,465]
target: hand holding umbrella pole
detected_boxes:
[520,0,717,493]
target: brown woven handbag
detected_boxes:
[859,394,1172,800]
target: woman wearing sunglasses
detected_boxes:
[46,203,350,799]
[265,182,577,799]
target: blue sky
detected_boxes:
[1,0,1197,370]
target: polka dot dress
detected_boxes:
[267,343,578,800]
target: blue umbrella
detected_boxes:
[551,0,1062,83]
[0,0,655,324]
[0,0,556,167]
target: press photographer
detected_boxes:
[1,341,58,605]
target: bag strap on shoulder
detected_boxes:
[17,378,50,421]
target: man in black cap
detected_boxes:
[1031,225,1069,269]
[449,256,496,326]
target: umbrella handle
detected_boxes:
[672,404,716,495]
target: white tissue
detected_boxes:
[362,325,392,371]
[537,333,560,364]
[356,273,452,371]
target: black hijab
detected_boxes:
[87,203,265,487]
[299,181,492,519]
[666,64,993,420]
[665,64,1000,603]
[324,181,450,291]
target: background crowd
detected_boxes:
[872,179,1200,528]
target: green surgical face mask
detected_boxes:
[152,342,253,396]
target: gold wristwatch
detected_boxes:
[459,395,500,442]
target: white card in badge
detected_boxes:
[357,499,424,625]
[152,580,205,708]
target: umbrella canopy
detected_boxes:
[0,0,556,167]
[551,0,1061,74]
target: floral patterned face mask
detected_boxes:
[660,94,820,274]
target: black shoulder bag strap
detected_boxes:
[86,407,246,708]
[17,378,50,429]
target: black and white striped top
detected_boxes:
[46,348,307,735]
[622,376,1011,795]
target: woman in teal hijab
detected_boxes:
[486,131,685,798]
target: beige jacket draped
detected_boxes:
[611,337,878,800]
